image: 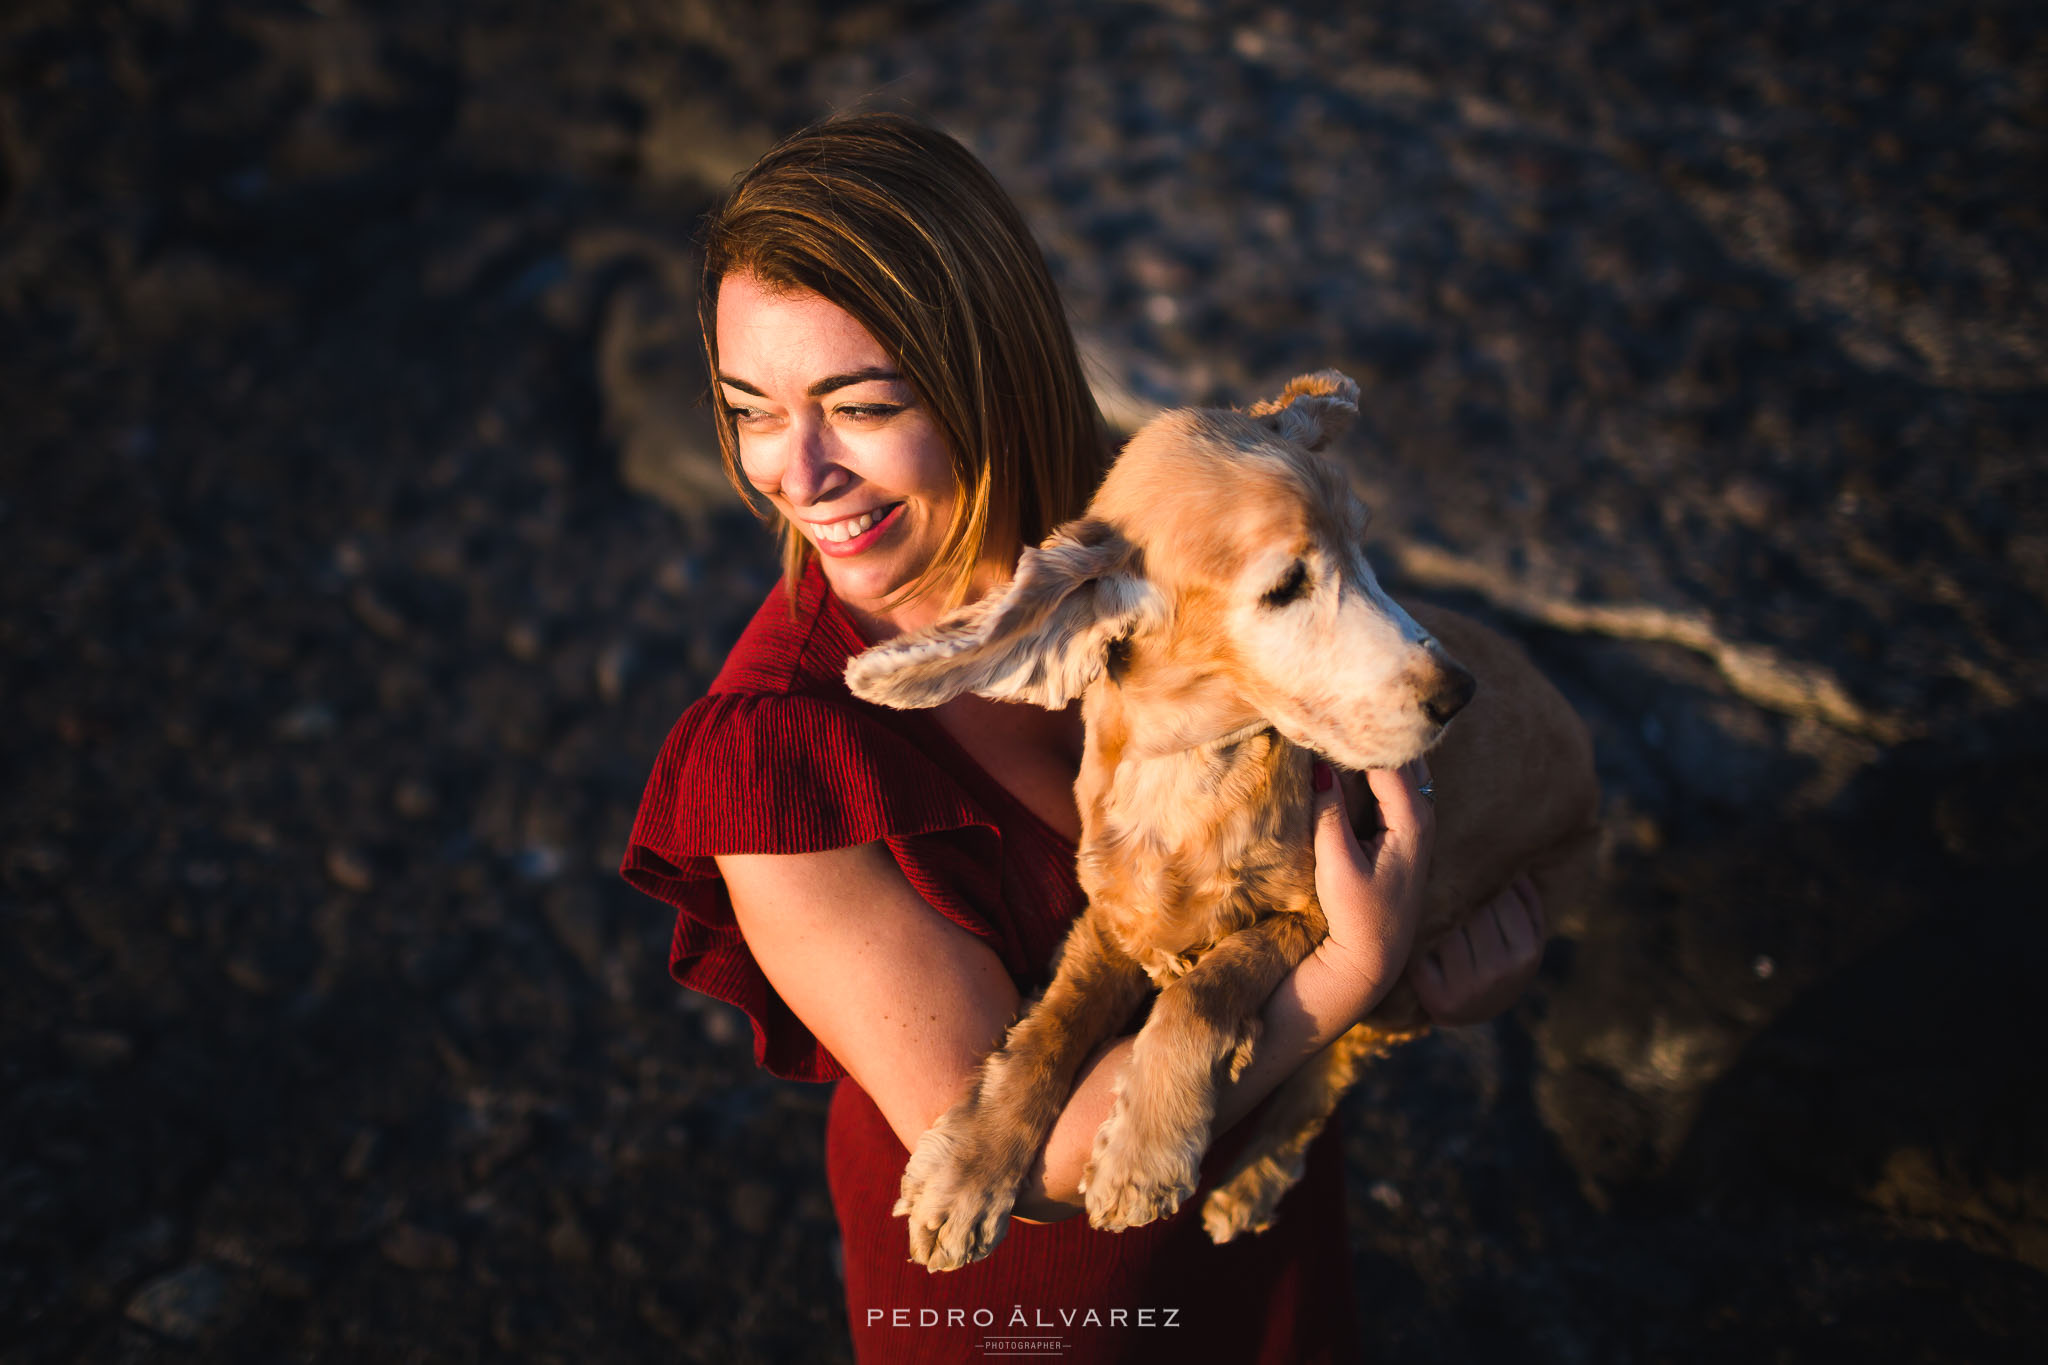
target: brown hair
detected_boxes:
[698,112,1109,611]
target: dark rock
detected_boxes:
[274,702,336,741]
[122,1264,225,1342]
[59,1029,134,1068]
[594,636,636,704]
[324,845,375,893]
[504,619,544,662]
[545,1207,592,1264]
[729,1181,777,1237]
[542,884,609,981]
[348,584,408,642]
[84,1216,183,1313]
[379,1223,460,1273]
[599,273,735,524]
[607,1239,647,1277]
[256,1254,319,1300]
[341,1129,381,1182]
[393,776,439,819]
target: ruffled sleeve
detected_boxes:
[620,689,1018,1082]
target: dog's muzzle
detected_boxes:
[1420,661,1476,727]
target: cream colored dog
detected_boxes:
[847,371,1598,1272]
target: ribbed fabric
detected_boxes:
[622,559,1360,1364]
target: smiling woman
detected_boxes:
[696,114,1106,626]
[712,273,968,628]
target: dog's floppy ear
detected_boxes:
[1247,369,1359,452]
[847,519,1161,710]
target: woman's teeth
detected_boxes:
[817,508,886,543]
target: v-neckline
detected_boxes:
[908,705,1082,853]
[817,571,1081,855]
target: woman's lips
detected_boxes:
[810,502,906,558]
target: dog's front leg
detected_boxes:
[1082,913,1321,1232]
[1200,1019,1423,1242]
[897,912,1148,1270]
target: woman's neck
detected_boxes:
[835,548,1019,644]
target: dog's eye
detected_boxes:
[1104,634,1133,681]
[1261,560,1311,608]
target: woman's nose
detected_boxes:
[774,421,848,507]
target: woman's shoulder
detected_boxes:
[627,563,992,865]
[619,566,1030,1083]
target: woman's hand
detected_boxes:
[1307,757,1435,1012]
[1409,874,1547,1026]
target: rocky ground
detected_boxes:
[3,1,2044,1361]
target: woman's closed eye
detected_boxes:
[834,401,906,422]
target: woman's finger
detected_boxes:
[1518,875,1548,940]
[1486,895,1517,953]
[1419,951,1446,992]
[1428,946,1461,1001]
[1455,922,1479,977]
[1310,762,1364,874]
[1495,888,1537,959]
[1408,949,1445,1015]
[1481,904,1516,972]
[1363,762,1434,856]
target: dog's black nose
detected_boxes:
[1421,663,1476,726]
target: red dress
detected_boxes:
[622,560,1360,1364]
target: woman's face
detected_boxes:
[715,272,962,631]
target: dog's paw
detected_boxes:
[1200,1186,1266,1244]
[1199,1153,1300,1244]
[1080,1101,1202,1233]
[894,1109,1019,1272]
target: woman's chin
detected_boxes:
[817,554,917,613]
[803,507,953,633]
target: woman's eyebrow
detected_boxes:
[716,367,905,398]
[807,366,902,397]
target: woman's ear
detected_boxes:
[847,520,1161,710]
[1247,369,1359,452]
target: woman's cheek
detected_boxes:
[736,440,779,493]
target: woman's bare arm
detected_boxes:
[718,841,1025,1153]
